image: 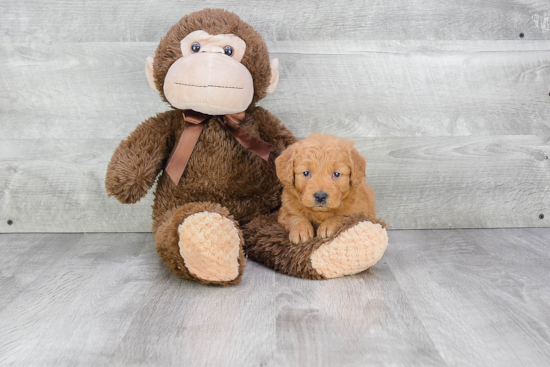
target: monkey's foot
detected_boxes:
[178,211,242,282]
[310,221,388,279]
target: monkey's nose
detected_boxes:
[314,191,328,204]
[200,44,224,54]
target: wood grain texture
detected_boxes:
[2,10,550,232]
[1,136,548,232]
[270,262,445,366]
[2,41,550,139]
[463,228,550,306]
[268,40,550,138]
[386,229,550,366]
[1,229,550,366]
[2,0,550,42]
[364,135,550,229]
[0,139,155,233]
[110,261,277,366]
[0,43,165,140]
[0,233,161,366]
[0,233,51,310]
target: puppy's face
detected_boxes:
[276,133,367,211]
[293,151,350,210]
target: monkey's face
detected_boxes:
[159,31,254,115]
[148,9,280,111]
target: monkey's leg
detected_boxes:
[154,202,245,286]
[243,213,388,280]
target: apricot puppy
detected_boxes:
[275,133,376,244]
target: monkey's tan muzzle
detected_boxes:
[163,53,254,115]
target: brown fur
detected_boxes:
[105,9,297,285]
[105,9,387,284]
[275,133,376,244]
[242,213,386,280]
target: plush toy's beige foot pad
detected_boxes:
[311,221,388,279]
[178,211,241,282]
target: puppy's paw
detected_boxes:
[289,222,315,244]
[318,218,343,239]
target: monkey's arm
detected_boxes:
[105,112,174,204]
[251,106,298,157]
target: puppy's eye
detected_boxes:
[302,171,311,177]
[191,42,201,53]
[332,172,341,178]
[223,45,234,56]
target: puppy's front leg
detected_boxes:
[318,216,345,239]
[289,220,315,244]
[283,216,315,244]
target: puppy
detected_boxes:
[275,133,376,244]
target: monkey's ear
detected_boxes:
[145,57,158,91]
[275,144,295,187]
[266,58,279,94]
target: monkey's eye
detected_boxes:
[332,172,341,178]
[223,45,234,57]
[303,171,311,177]
[191,42,201,53]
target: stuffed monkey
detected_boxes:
[106,8,388,285]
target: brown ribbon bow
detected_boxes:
[165,110,272,185]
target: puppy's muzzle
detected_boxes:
[314,191,328,205]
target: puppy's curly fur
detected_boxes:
[275,133,376,244]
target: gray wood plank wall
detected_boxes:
[1,1,549,232]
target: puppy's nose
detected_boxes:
[314,191,328,204]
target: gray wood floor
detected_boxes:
[1,229,549,366]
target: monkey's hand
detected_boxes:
[105,114,172,204]
[105,140,158,204]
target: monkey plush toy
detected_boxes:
[106,8,388,285]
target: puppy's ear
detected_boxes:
[275,145,295,186]
[348,144,367,187]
